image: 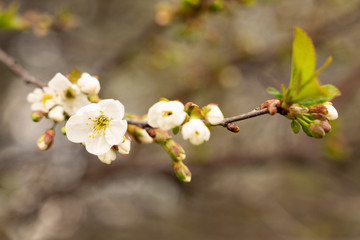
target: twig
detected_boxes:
[126,107,269,129]
[220,108,269,127]
[0,48,46,88]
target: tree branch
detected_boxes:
[126,107,269,129]
[0,48,46,88]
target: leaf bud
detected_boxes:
[226,123,240,133]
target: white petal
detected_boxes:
[65,114,91,143]
[48,73,72,92]
[97,148,117,164]
[85,135,112,155]
[99,99,125,120]
[118,138,131,155]
[77,73,101,96]
[48,106,65,122]
[105,119,127,146]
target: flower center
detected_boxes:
[65,87,76,100]
[162,111,173,117]
[87,112,113,138]
[41,94,52,103]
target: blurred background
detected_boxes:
[0,0,360,239]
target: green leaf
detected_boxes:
[267,87,283,100]
[289,27,316,96]
[290,120,300,134]
[172,126,180,135]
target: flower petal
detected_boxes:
[65,114,91,143]
[85,135,112,155]
[105,119,127,145]
[48,73,72,92]
[99,99,125,120]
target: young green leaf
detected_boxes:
[290,120,300,134]
[267,87,283,100]
[289,26,316,96]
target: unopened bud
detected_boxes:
[134,127,153,144]
[60,125,66,135]
[117,135,132,155]
[319,120,331,133]
[325,104,338,121]
[98,148,117,164]
[36,129,55,150]
[150,129,171,144]
[172,161,191,182]
[77,73,101,96]
[203,104,224,125]
[163,140,186,161]
[146,128,156,138]
[226,123,240,133]
[31,111,44,122]
[48,106,65,122]
[309,124,326,138]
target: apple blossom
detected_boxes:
[65,99,127,155]
[97,148,117,164]
[77,72,101,96]
[204,104,224,125]
[27,87,57,113]
[147,100,187,130]
[48,105,65,122]
[181,119,210,145]
[48,73,90,115]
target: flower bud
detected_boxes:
[48,106,65,122]
[204,104,224,125]
[317,120,331,133]
[130,126,153,144]
[117,135,132,155]
[172,161,191,182]
[309,124,326,138]
[60,125,66,135]
[36,129,55,151]
[181,119,210,145]
[163,140,186,161]
[324,103,338,121]
[77,73,101,96]
[97,148,117,164]
[31,111,44,122]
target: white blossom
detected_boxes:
[48,106,65,122]
[325,103,338,120]
[117,136,131,155]
[205,104,224,125]
[97,148,117,164]
[181,119,210,145]
[48,73,90,115]
[77,72,101,96]
[65,99,127,155]
[27,87,57,113]
[147,100,186,130]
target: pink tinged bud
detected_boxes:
[36,129,55,151]
[309,124,326,138]
[77,73,101,96]
[31,111,44,122]
[164,140,186,161]
[319,120,331,133]
[172,161,191,182]
[97,148,117,164]
[204,104,224,125]
[325,104,338,121]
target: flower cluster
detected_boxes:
[147,99,224,145]
[27,72,130,164]
[284,102,338,138]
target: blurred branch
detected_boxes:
[0,48,45,88]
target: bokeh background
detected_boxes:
[1,0,360,239]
